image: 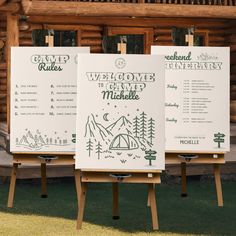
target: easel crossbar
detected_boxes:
[81,171,161,184]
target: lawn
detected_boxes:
[0,178,235,236]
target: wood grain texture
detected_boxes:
[22,1,236,19]
[6,14,19,133]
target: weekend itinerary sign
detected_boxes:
[75,54,165,170]
[151,46,230,153]
[10,47,89,153]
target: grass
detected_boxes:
[0,178,235,236]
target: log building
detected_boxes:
[0,0,236,153]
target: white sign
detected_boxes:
[75,54,165,170]
[151,46,230,152]
[10,47,89,153]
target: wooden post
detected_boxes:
[7,163,19,208]
[74,169,81,209]
[185,34,194,46]
[77,182,88,230]
[41,163,47,198]
[45,35,54,47]
[112,183,119,219]
[6,13,19,134]
[117,42,127,54]
[148,183,159,230]
[214,164,223,207]
[181,162,187,197]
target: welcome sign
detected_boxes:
[151,46,230,152]
[75,54,165,170]
[10,47,89,153]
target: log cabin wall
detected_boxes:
[152,18,227,47]
[80,25,103,53]
[26,17,228,49]
[0,16,7,122]
[227,20,236,122]
[0,16,231,127]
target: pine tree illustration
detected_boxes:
[133,116,139,138]
[139,112,147,139]
[95,141,102,159]
[148,118,155,145]
[86,139,93,157]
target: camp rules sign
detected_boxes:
[151,46,230,152]
[75,54,165,170]
[10,47,89,153]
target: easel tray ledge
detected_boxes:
[80,168,162,173]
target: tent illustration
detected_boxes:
[109,134,139,150]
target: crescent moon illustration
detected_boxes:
[103,113,109,121]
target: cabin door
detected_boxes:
[103,27,153,54]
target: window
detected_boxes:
[103,35,144,54]
[32,29,77,47]
[103,27,153,54]
[172,27,209,46]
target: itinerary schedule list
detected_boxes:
[152,46,230,152]
[10,47,89,153]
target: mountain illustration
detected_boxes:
[34,135,46,146]
[85,114,113,143]
[19,130,44,148]
[107,116,132,136]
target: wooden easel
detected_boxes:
[7,153,74,207]
[75,47,162,230]
[165,153,225,207]
[75,170,161,230]
[164,30,225,207]
[7,34,78,207]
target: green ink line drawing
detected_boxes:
[95,141,102,159]
[213,132,225,148]
[148,118,155,145]
[84,114,113,141]
[139,112,147,139]
[133,116,139,138]
[103,113,109,121]
[107,116,132,135]
[109,134,139,150]
[120,159,127,164]
[144,149,157,166]
[86,139,93,157]
[105,155,115,159]
[83,111,156,163]
[72,133,76,143]
[16,130,69,150]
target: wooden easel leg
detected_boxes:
[214,164,223,207]
[148,183,159,230]
[181,162,187,197]
[41,163,48,198]
[7,163,18,208]
[112,182,120,219]
[147,184,155,207]
[74,169,82,209]
[77,182,88,230]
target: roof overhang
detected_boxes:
[22,0,236,19]
[0,3,20,13]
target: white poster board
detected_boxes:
[75,54,165,170]
[151,46,230,152]
[10,47,89,153]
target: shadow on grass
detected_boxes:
[0,178,235,235]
